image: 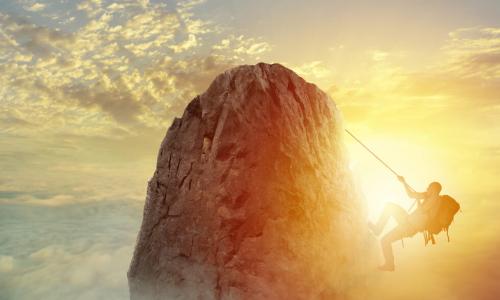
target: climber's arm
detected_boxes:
[398,176,425,199]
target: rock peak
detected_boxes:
[128,63,373,300]
[201,62,327,112]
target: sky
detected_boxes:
[0,0,499,299]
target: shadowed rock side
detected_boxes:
[128,63,374,300]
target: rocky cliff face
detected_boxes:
[128,63,373,300]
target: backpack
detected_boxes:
[423,195,460,245]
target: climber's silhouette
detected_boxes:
[368,176,442,271]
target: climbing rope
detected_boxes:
[344,128,418,212]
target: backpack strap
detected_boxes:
[423,231,429,246]
[423,230,436,245]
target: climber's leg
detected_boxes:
[379,226,407,271]
[369,202,409,235]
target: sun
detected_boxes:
[345,133,434,221]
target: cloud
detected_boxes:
[77,0,104,18]
[333,27,500,123]
[208,34,272,62]
[292,60,332,80]
[0,110,36,133]
[0,15,74,57]
[62,82,145,125]
[0,127,160,212]
[0,194,77,207]
[370,50,389,62]
[0,201,142,299]
[0,256,14,272]
[441,27,500,81]
[0,1,271,138]
[394,28,500,110]
[170,33,198,53]
[24,3,46,12]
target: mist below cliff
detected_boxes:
[0,201,142,300]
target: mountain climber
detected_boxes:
[368,176,442,271]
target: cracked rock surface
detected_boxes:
[128,63,372,300]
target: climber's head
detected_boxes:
[426,181,442,196]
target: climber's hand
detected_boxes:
[397,176,406,183]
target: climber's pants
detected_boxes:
[381,226,408,266]
[375,203,414,266]
[374,202,409,232]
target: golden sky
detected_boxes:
[0,0,499,299]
